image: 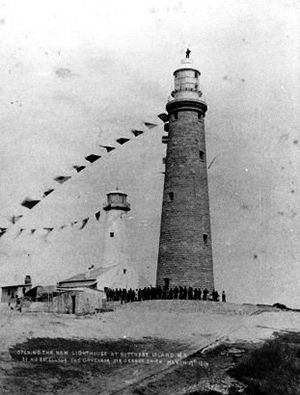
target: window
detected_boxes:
[110,232,114,238]
[194,71,198,78]
[198,112,202,120]
[22,287,26,295]
[123,269,127,274]
[203,234,208,244]
[168,192,174,201]
[7,289,10,296]
[199,150,204,161]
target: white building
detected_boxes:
[58,190,147,290]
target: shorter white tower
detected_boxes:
[101,189,138,289]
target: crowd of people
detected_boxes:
[105,286,226,304]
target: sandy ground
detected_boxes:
[0,300,299,394]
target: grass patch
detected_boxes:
[229,331,300,395]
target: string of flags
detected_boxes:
[2,121,158,235]
[1,210,102,239]
[18,123,157,211]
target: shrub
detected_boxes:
[229,334,300,395]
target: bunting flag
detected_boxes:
[99,145,115,152]
[85,154,101,163]
[73,165,86,173]
[54,176,72,184]
[43,227,54,236]
[116,137,130,145]
[43,188,55,198]
[31,229,36,234]
[79,217,89,230]
[131,129,144,137]
[0,228,7,237]
[21,198,41,210]
[95,211,101,221]
[43,227,54,239]
[9,215,23,224]
[158,113,168,122]
[144,122,157,129]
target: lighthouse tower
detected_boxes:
[156,54,214,290]
[101,189,139,289]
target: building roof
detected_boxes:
[1,283,31,289]
[107,190,127,196]
[58,264,119,284]
[57,280,98,288]
[58,264,150,290]
[173,58,200,75]
[25,285,57,298]
[56,287,104,293]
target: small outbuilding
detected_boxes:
[52,287,106,314]
[1,275,32,303]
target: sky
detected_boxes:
[0,0,299,307]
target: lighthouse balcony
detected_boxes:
[103,202,131,211]
[166,97,207,114]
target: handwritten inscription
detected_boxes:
[13,349,208,367]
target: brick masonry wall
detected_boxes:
[156,110,214,290]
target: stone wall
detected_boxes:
[51,289,105,314]
[157,110,214,289]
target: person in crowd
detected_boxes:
[203,288,208,301]
[179,286,183,299]
[107,285,224,304]
[211,289,216,301]
[222,290,226,302]
[197,288,202,300]
[138,288,142,301]
[173,286,179,299]
[193,288,198,300]
[183,286,188,300]
[157,286,162,299]
[214,290,219,302]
